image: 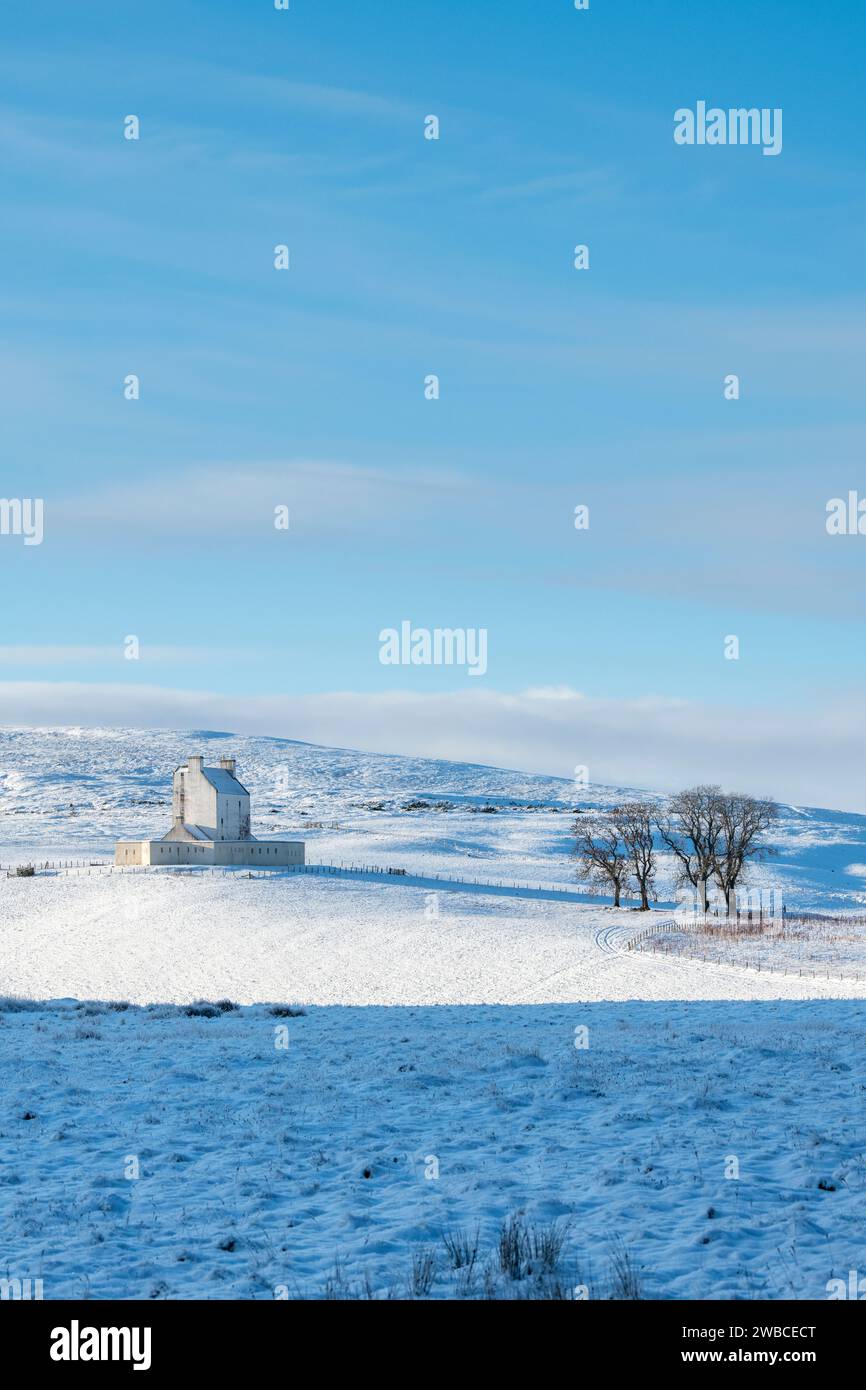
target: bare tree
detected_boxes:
[656,785,724,913]
[573,816,630,907]
[712,793,778,915]
[611,801,656,910]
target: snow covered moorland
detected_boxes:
[2,725,866,1300]
[4,996,866,1301]
[2,724,866,912]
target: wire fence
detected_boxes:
[2,857,595,899]
[627,913,866,984]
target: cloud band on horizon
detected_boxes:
[0,681,863,814]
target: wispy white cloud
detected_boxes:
[1,683,863,813]
[193,65,410,120]
[478,168,621,202]
[51,460,475,540]
[34,451,866,620]
[0,646,244,666]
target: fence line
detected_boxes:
[627,915,866,984]
[3,858,596,899]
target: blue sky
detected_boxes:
[1,1,865,805]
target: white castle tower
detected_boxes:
[115,754,304,868]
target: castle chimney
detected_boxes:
[188,755,203,774]
[219,756,236,776]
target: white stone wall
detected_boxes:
[172,757,251,840]
[114,840,304,867]
[215,787,250,841]
[173,758,217,834]
[115,841,149,865]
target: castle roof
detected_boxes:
[200,766,250,796]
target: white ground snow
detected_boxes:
[3,996,866,1301]
[3,871,866,1006]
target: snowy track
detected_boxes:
[593,921,647,955]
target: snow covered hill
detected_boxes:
[1,724,865,912]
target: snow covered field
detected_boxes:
[2,725,866,1300]
[4,995,866,1301]
[2,871,866,1006]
